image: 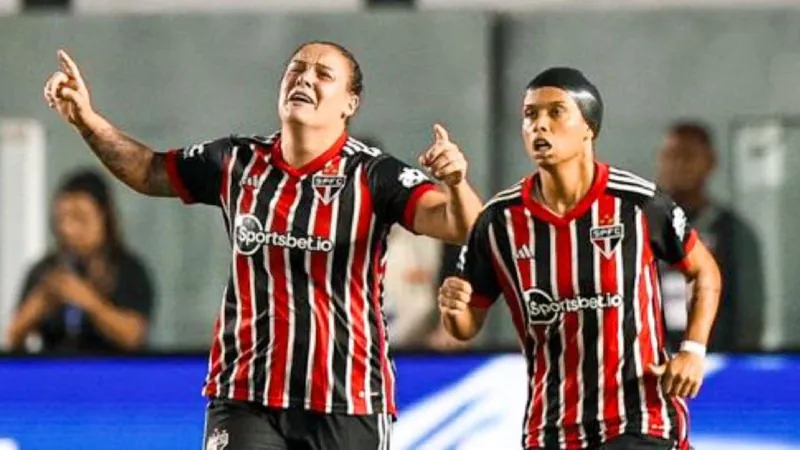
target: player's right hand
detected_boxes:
[44,49,95,128]
[437,276,473,317]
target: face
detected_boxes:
[278,43,360,129]
[656,132,714,196]
[53,192,107,256]
[521,87,594,168]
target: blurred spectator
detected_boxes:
[657,121,764,352]
[383,225,442,348]
[5,169,155,354]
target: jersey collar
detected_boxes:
[270,131,349,178]
[522,161,609,227]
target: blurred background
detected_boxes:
[2,0,800,448]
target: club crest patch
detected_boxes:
[312,175,347,204]
[590,224,624,258]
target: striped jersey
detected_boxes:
[164,132,436,416]
[458,162,696,449]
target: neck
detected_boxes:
[537,150,595,216]
[280,123,345,168]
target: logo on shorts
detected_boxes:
[312,174,347,204]
[590,224,624,258]
[234,214,334,255]
[523,288,623,327]
[205,428,229,450]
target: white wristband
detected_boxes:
[679,340,706,357]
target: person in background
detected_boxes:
[5,169,155,354]
[657,121,765,352]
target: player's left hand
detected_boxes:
[418,124,467,187]
[649,352,705,399]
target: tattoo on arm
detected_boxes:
[79,122,175,197]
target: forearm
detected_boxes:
[5,291,50,350]
[83,293,148,351]
[684,271,722,347]
[75,112,173,197]
[439,182,483,244]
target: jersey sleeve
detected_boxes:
[366,154,437,230]
[644,189,699,269]
[163,136,232,206]
[456,209,502,309]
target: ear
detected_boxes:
[344,94,360,119]
[584,124,595,142]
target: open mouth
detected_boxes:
[288,91,315,105]
[533,138,552,152]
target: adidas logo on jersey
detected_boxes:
[240,175,263,189]
[515,244,535,260]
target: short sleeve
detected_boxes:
[111,254,155,320]
[164,136,232,206]
[366,154,437,230]
[644,189,699,269]
[456,209,502,308]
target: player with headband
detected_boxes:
[438,67,722,449]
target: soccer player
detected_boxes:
[44,42,482,449]
[438,68,721,450]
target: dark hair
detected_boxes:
[526,67,604,139]
[290,40,364,98]
[667,121,714,149]
[55,169,124,256]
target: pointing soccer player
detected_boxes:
[44,42,482,449]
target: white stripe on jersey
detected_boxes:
[344,164,365,415]
[632,205,649,436]
[570,219,588,447]
[324,157,348,412]
[613,197,628,433]
[304,176,321,408]
[263,173,291,402]
[608,168,656,191]
[485,183,523,209]
[591,201,608,442]
[606,181,655,198]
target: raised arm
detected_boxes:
[44,50,175,197]
[412,125,483,244]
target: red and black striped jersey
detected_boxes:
[164,132,436,416]
[459,162,695,450]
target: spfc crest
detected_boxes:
[312,174,347,204]
[590,224,624,258]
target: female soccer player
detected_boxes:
[438,67,721,450]
[44,41,482,449]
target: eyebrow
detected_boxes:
[289,59,335,72]
[523,100,567,109]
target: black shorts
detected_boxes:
[203,398,392,450]
[527,433,675,450]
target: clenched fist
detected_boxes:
[649,352,705,399]
[418,124,468,187]
[43,49,96,128]
[437,276,473,318]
